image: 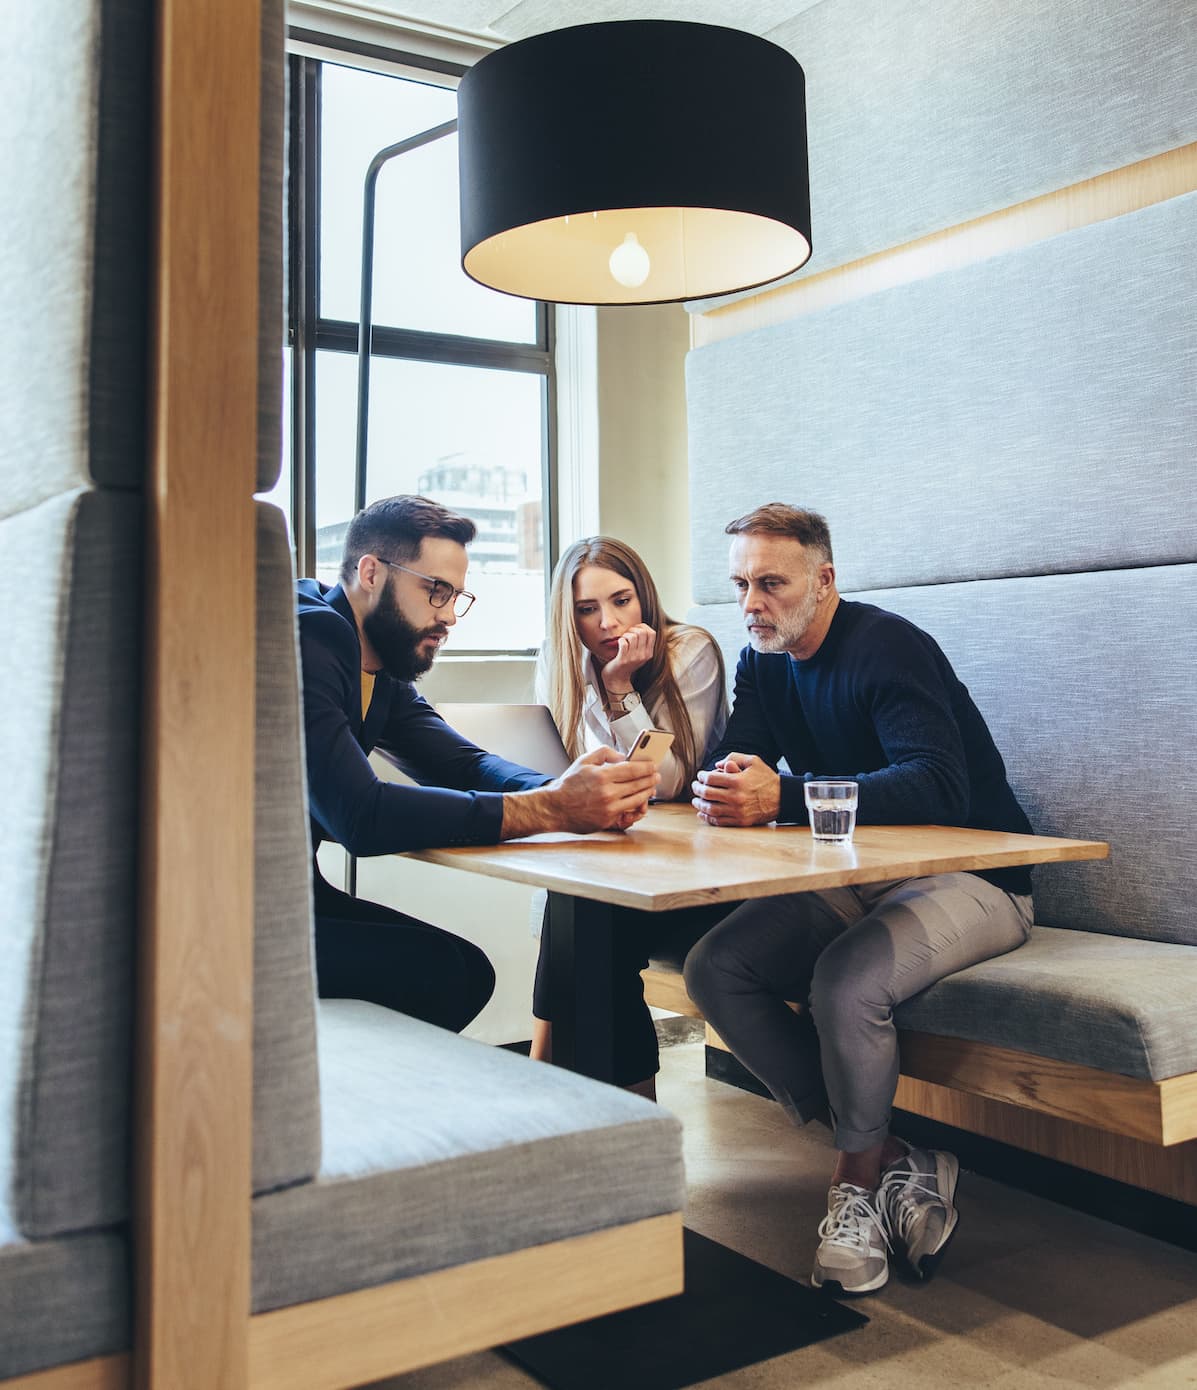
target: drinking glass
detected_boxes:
[804,780,858,844]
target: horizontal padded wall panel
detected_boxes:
[688,191,1197,603]
[0,490,141,1238]
[691,562,1196,947]
[0,0,151,516]
[692,0,1197,309]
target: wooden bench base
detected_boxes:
[644,966,1197,1202]
[1,1215,682,1390]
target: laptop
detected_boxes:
[436,702,573,777]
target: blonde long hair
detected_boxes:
[541,537,724,789]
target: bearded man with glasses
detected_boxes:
[296,494,658,1034]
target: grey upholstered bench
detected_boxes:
[643,567,1197,1202]
[0,2,685,1378]
[0,502,686,1387]
[246,508,686,1389]
[648,183,1197,1197]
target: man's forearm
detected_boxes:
[500,786,560,840]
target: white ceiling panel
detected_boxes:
[313,0,829,45]
[489,1,820,42]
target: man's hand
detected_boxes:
[691,753,781,827]
[601,623,656,694]
[502,747,658,838]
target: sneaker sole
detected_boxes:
[811,1263,889,1296]
[908,1151,961,1280]
[912,1211,958,1281]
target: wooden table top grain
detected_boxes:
[405,802,1109,913]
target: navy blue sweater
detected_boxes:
[707,599,1033,894]
[296,580,548,857]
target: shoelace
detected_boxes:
[879,1173,942,1243]
[818,1186,891,1252]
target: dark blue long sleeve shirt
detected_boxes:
[707,599,1033,894]
[296,580,549,857]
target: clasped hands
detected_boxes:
[691,753,781,827]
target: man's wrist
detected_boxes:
[500,785,557,840]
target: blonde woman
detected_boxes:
[537,536,728,799]
[531,537,730,1094]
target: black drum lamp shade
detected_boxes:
[457,20,811,305]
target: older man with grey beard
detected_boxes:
[684,502,1034,1297]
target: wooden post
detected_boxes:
[137,0,261,1385]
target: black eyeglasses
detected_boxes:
[374,557,476,617]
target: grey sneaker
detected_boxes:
[879,1146,960,1278]
[810,1182,890,1295]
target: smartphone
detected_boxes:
[625,728,675,769]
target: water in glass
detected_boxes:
[807,800,857,843]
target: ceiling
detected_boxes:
[311,0,829,51]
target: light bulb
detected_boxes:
[608,232,651,289]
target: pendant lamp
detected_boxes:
[457,20,811,305]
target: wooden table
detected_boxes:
[407,803,1108,1081]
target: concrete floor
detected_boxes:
[376,1042,1197,1389]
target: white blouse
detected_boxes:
[538,625,729,802]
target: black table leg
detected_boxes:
[547,891,617,1081]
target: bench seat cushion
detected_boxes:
[251,1001,686,1313]
[895,925,1197,1082]
[0,1228,128,1378]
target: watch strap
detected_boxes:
[608,689,642,716]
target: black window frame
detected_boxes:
[285,44,559,656]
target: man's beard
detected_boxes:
[362,581,447,681]
[746,583,819,655]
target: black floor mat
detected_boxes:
[502,1226,868,1390]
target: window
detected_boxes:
[285,53,555,653]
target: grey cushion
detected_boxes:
[251,5,315,1192]
[896,925,1197,1082]
[0,1229,129,1378]
[252,1000,685,1312]
[0,0,151,516]
[692,563,1197,948]
[691,0,1197,309]
[688,190,1197,601]
[257,0,285,493]
[0,492,140,1239]
[253,503,321,1193]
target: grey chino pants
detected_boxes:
[683,872,1034,1152]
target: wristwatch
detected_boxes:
[606,689,642,717]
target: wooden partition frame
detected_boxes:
[111,10,688,1390]
[137,0,262,1385]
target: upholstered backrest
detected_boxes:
[0,0,152,1238]
[685,2,1196,949]
[254,503,322,1192]
[0,0,305,1243]
[248,0,322,1195]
